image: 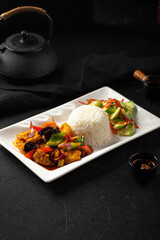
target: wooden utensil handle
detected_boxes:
[133,70,149,82]
[0,6,46,21]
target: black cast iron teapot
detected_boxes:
[0,6,58,81]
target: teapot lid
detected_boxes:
[5,30,45,53]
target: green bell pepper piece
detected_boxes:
[70,142,82,150]
[46,132,67,147]
[74,136,84,145]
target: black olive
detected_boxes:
[38,127,60,141]
[38,127,52,136]
[24,141,37,152]
[42,129,53,141]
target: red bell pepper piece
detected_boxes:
[87,99,97,105]
[109,121,117,135]
[81,145,93,155]
[114,98,120,108]
[41,122,57,128]
[131,119,139,129]
[40,146,53,153]
[120,109,130,122]
[104,101,112,109]
[65,133,72,142]
[25,149,37,159]
[113,99,128,122]
[78,101,87,105]
[33,126,43,131]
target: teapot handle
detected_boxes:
[0,6,53,41]
[0,6,46,20]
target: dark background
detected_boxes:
[0,1,160,240]
[0,0,158,25]
[0,0,159,65]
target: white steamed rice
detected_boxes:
[67,105,112,148]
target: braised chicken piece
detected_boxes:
[26,132,41,143]
[60,123,72,135]
[33,149,54,166]
[15,130,41,145]
[64,150,82,164]
[16,130,30,141]
[13,138,26,154]
[14,131,41,154]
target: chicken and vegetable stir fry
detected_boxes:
[13,118,93,169]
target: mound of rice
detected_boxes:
[67,105,112,148]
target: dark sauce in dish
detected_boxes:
[132,158,156,170]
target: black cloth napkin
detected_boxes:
[1,53,160,116]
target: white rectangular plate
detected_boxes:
[0,87,160,182]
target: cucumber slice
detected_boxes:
[113,122,127,130]
[122,100,135,120]
[105,105,116,114]
[90,100,103,107]
[119,101,126,108]
[121,108,133,120]
[110,107,121,120]
[124,100,135,110]
[110,117,124,125]
[117,123,135,136]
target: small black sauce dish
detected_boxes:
[129,152,159,182]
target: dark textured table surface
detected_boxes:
[0,23,160,240]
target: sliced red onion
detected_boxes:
[28,121,35,138]
[59,142,72,151]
